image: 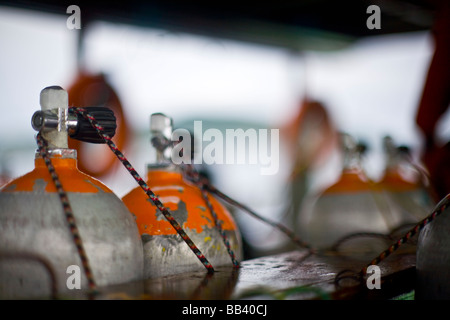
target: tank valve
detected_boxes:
[31,86,117,144]
[150,113,173,164]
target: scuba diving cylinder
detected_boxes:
[416,195,450,299]
[0,86,144,299]
[377,136,435,233]
[122,113,242,279]
[300,133,390,253]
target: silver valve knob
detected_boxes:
[32,86,69,149]
[31,86,117,145]
[150,113,174,163]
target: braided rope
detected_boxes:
[182,164,240,268]
[215,186,314,252]
[182,172,314,253]
[330,232,392,252]
[36,133,98,298]
[72,108,214,273]
[361,193,450,276]
[70,107,450,286]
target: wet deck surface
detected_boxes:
[74,245,416,300]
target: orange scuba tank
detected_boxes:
[377,136,435,232]
[122,113,242,278]
[0,86,143,299]
[299,133,390,253]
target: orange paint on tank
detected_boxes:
[122,169,238,236]
[1,156,111,194]
[378,169,419,192]
[323,169,375,194]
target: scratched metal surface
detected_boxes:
[69,244,416,300]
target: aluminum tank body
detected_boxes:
[303,171,391,251]
[0,154,144,299]
[377,171,435,228]
[416,204,450,299]
[377,138,435,228]
[122,168,243,279]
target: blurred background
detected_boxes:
[0,1,448,258]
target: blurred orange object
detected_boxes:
[300,134,390,252]
[283,98,338,177]
[67,72,129,178]
[377,137,435,229]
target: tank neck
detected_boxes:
[35,148,77,160]
[342,147,365,175]
[382,136,406,174]
[339,133,366,175]
[34,148,78,169]
[384,153,402,176]
[146,163,183,181]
